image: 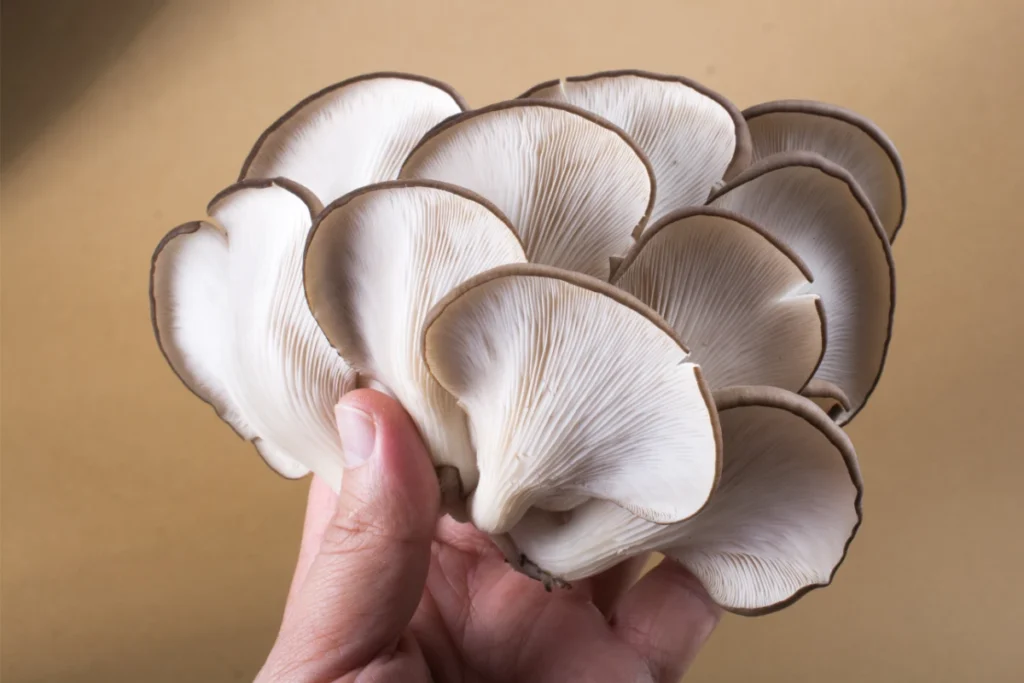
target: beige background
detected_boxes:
[2,0,1022,681]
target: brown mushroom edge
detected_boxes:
[800,377,853,421]
[743,99,907,241]
[708,150,897,426]
[238,71,470,181]
[399,98,658,244]
[150,177,328,480]
[207,175,324,217]
[708,385,864,616]
[419,261,726,525]
[517,69,753,181]
[149,221,234,425]
[612,205,815,284]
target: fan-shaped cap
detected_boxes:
[520,70,751,224]
[709,152,895,424]
[613,207,824,392]
[303,181,528,488]
[422,263,722,535]
[400,101,654,280]
[744,99,906,240]
[150,178,356,487]
[240,72,466,205]
[508,386,862,615]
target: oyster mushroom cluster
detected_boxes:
[150,70,905,615]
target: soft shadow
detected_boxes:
[0,0,166,169]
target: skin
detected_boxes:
[255,389,721,683]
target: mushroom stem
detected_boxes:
[436,465,467,522]
[516,554,572,592]
[488,531,574,591]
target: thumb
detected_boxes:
[260,389,440,681]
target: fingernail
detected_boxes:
[335,404,376,468]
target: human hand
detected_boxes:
[255,388,720,682]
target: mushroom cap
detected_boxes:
[508,386,862,614]
[520,69,751,223]
[613,207,825,392]
[302,181,528,488]
[150,178,356,487]
[709,151,895,424]
[400,100,655,280]
[422,263,722,534]
[744,99,906,241]
[241,72,466,205]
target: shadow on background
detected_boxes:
[0,0,166,169]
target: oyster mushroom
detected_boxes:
[506,386,862,614]
[612,207,825,393]
[421,264,722,534]
[519,69,752,223]
[241,72,467,205]
[150,178,356,487]
[302,181,528,493]
[400,101,654,280]
[149,70,905,610]
[743,99,906,240]
[708,152,895,424]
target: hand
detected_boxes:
[255,389,720,682]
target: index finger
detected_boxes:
[611,559,721,681]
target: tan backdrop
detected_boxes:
[3,0,1022,681]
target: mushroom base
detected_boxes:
[436,465,469,522]
[487,532,574,592]
[513,554,573,592]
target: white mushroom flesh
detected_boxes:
[422,265,721,534]
[523,73,747,223]
[241,75,464,205]
[508,387,861,613]
[709,153,894,423]
[614,209,823,392]
[151,181,357,487]
[400,103,653,280]
[303,182,528,489]
[745,102,905,240]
